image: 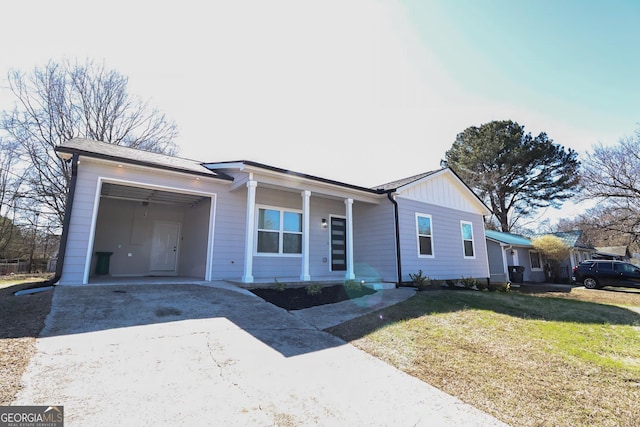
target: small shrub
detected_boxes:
[445,279,456,288]
[306,282,323,296]
[409,269,431,291]
[460,277,478,289]
[476,280,489,291]
[344,279,362,292]
[488,282,511,292]
[274,278,286,292]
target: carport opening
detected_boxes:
[90,182,212,282]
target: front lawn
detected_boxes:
[326,288,640,427]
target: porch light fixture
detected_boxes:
[321,218,328,228]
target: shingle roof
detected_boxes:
[373,170,441,191]
[204,160,384,194]
[485,230,533,247]
[595,246,629,257]
[56,138,233,180]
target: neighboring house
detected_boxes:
[594,246,631,261]
[53,138,492,286]
[540,231,596,281]
[485,230,546,284]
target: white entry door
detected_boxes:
[150,221,180,273]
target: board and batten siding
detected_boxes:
[399,171,487,215]
[353,202,397,282]
[396,197,490,282]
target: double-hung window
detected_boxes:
[416,213,434,257]
[257,207,302,255]
[461,221,475,258]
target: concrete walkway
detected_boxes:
[15,283,510,426]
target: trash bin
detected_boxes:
[95,251,113,275]
[508,265,525,283]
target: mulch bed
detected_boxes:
[250,284,377,310]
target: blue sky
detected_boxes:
[405,0,640,139]
[1,0,638,224]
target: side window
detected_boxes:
[529,250,542,270]
[615,263,634,273]
[461,221,475,258]
[596,262,613,271]
[416,213,434,257]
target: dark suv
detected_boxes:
[572,260,640,289]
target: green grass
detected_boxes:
[327,289,640,427]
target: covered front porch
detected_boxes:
[205,160,397,285]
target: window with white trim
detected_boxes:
[256,207,302,255]
[529,250,542,270]
[461,221,475,258]
[416,213,434,257]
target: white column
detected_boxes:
[345,198,355,280]
[300,190,311,281]
[242,180,257,283]
[502,246,510,282]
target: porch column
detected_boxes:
[345,198,355,280]
[502,246,510,282]
[242,180,257,283]
[300,190,311,281]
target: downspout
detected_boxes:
[48,153,79,286]
[386,190,402,288]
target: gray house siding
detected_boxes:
[353,202,397,283]
[508,247,545,283]
[208,189,246,280]
[486,240,507,282]
[396,197,489,282]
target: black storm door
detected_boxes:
[331,217,347,271]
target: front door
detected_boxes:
[150,221,180,273]
[330,217,347,271]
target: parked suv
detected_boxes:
[572,260,640,289]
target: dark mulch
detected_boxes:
[250,284,377,310]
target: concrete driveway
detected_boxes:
[15,283,509,426]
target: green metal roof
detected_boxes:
[485,230,533,247]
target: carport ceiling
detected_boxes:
[101,183,207,206]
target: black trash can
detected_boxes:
[508,265,525,283]
[95,251,113,275]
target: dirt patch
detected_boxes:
[0,276,54,405]
[251,284,377,310]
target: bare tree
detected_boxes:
[580,132,640,246]
[1,59,179,225]
[0,137,26,256]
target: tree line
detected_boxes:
[1,58,638,266]
[0,59,178,264]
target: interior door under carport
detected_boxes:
[150,221,181,274]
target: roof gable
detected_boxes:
[377,168,491,215]
[595,246,630,257]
